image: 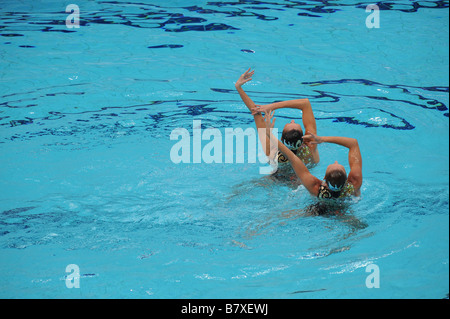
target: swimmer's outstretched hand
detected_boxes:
[251,104,270,115]
[263,110,276,133]
[303,131,323,145]
[235,68,254,88]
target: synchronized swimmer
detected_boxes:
[235,68,320,171]
[235,68,363,204]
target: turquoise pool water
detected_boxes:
[0,0,448,299]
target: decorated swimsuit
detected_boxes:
[317,181,355,199]
[276,143,316,168]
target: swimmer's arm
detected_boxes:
[305,134,363,191]
[311,135,357,149]
[235,68,256,111]
[254,99,319,163]
[274,135,321,195]
[265,111,321,195]
[346,140,362,193]
[260,99,311,112]
[253,99,317,134]
[235,68,271,156]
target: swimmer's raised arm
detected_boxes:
[252,99,311,113]
[304,133,363,193]
[235,68,256,110]
[252,99,317,135]
[252,97,319,164]
[235,68,271,156]
[303,133,357,149]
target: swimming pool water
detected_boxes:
[0,0,448,299]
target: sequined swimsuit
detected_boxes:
[317,181,355,199]
[276,144,315,168]
[305,181,355,216]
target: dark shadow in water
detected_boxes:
[229,174,368,250]
[281,201,369,235]
[289,288,327,294]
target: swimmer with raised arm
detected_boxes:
[235,68,320,171]
[263,110,363,199]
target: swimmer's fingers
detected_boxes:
[242,76,252,84]
[251,105,261,115]
[304,130,316,138]
[236,68,254,87]
[263,110,276,129]
[303,135,317,144]
[269,114,276,128]
[304,131,322,144]
[243,68,254,79]
[251,104,269,115]
[244,68,255,77]
[263,109,272,121]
